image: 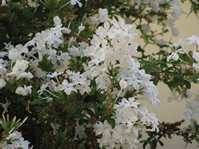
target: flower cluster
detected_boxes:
[0,16,70,96]
[0,15,160,148]
[0,131,30,149]
[0,0,199,148]
[95,98,158,149]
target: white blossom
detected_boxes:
[70,0,82,7]
[98,8,109,23]
[193,63,199,71]
[7,60,33,80]
[68,46,82,57]
[1,131,30,149]
[78,24,85,34]
[8,44,28,61]
[47,71,63,78]
[53,16,62,27]
[138,107,159,131]
[27,0,38,7]
[192,51,199,62]
[94,97,158,149]
[1,0,8,6]
[119,79,128,89]
[0,78,6,89]
[167,52,179,61]
[23,16,69,66]
[15,85,32,96]
[58,79,77,95]
[84,17,159,105]
[114,98,139,125]
[186,35,199,45]
[95,120,139,149]
[67,71,91,94]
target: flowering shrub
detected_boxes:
[0,0,199,149]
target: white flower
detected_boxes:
[8,60,33,80]
[192,51,199,62]
[84,17,159,105]
[17,72,34,80]
[114,98,139,125]
[59,80,77,95]
[68,71,91,94]
[150,0,160,12]
[120,60,159,105]
[186,35,199,45]
[98,8,108,23]
[119,79,128,89]
[27,0,38,8]
[115,97,138,109]
[193,63,199,71]
[53,16,62,27]
[15,85,32,96]
[142,80,160,105]
[1,0,8,6]
[8,44,28,61]
[47,71,63,78]
[94,118,139,149]
[86,15,99,28]
[167,52,179,61]
[68,46,82,57]
[0,79,6,89]
[1,131,30,149]
[11,60,29,74]
[22,16,68,66]
[94,96,159,149]
[70,0,82,7]
[138,107,159,131]
[94,120,114,148]
[78,24,85,34]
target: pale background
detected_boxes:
[139,2,199,149]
